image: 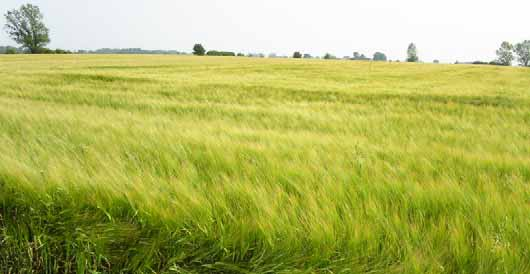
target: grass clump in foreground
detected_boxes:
[0,55,529,273]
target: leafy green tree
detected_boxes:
[373,52,387,61]
[4,4,50,53]
[496,41,514,66]
[293,51,302,58]
[323,53,335,60]
[514,40,530,67]
[193,44,205,56]
[407,43,419,62]
[303,53,312,59]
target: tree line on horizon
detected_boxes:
[2,3,529,67]
[192,43,405,62]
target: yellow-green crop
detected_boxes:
[1,55,529,273]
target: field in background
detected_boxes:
[0,55,529,273]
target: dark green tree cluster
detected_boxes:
[495,40,530,66]
[206,51,236,56]
[193,44,237,57]
[192,44,206,56]
[373,52,387,61]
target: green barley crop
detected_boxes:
[0,55,529,273]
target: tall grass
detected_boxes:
[0,55,529,273]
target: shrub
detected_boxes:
[5,47,17,54]
[54,49,71,54]
[206,51,236,56]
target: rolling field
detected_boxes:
[0,55,529,273]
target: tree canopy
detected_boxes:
[514,40,530,67]
[496,41,514,66]
[4,4,50,53]
[406,43,419,62]
[193,44,206,56]
[373,52,387,61]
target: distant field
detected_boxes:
[0,55,529,273]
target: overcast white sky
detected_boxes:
[0,0,528,62]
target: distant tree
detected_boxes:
[303,53,312,59]
[268,53,277,58]
[495,41,514,66]
[2,46,18,54]
[406,43,419,62]
[36,47,54,54]
[514,40,530,67]
[4,4,50,53]
[351,52,371,61]
[247,53,265,58]
[54,48,71,54]
[193,44,206,56]
[6,47,17,54]
[293,51,302,58]
[206,50,235,56]
[323,53,335,60]
[237,53,245,57]
[373,52,387,61]
[433,60,440,64]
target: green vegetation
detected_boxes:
[4,4,50,54]
[193,44,206,56]
[496,42,515,66]
[0,55,529,273]
[207,51,236,57]
[407,43,419,62]
[373,52,388,61]
[514,40,530,67]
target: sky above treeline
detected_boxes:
[1,0,528,62]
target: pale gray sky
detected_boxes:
[1,0,528,62]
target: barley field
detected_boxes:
[0,55,529,273]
